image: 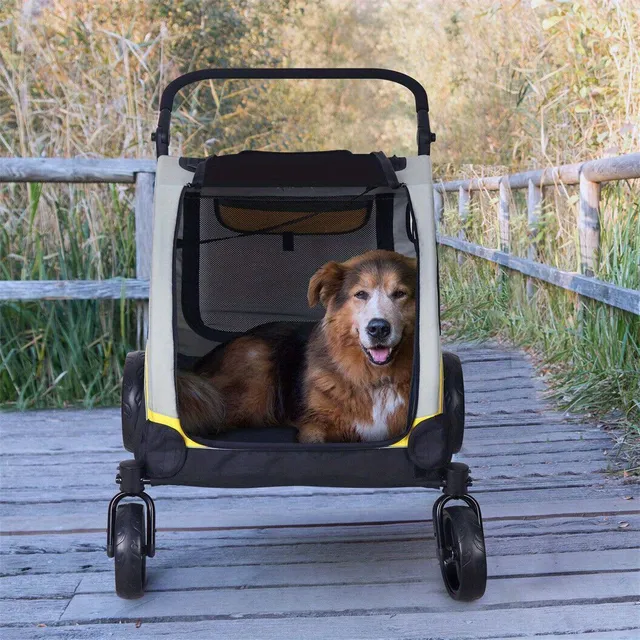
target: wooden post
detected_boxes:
[498,178,511,252]
[526,179,542,299]
[578,171,601,277]
[433,189,444,232]
[496,177,511,289]
[134,172,155,348]
[458,186,470,265]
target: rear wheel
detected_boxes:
[443,352,464,453]
[438,505,487,601]
[114,503,147,599]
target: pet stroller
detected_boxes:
[107,69,487,601]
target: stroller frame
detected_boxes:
[107,68,487,602]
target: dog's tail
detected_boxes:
[176,372,226,437]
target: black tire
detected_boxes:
[438,506,487,601]
[443,352,465,453]
[121,351,145,453]
[114,503,147,599]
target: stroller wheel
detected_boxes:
[443,351,465,453]
[114,503,147,599]
[438,505,486,601]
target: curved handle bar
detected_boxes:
[153,68,435,157]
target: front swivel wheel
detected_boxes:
[438,505,486,601]
[114,503,147,599]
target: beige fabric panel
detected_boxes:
[395,157,441,419]
[146,156,192,419]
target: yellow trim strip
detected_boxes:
[144,353,209,449]
[387,353,445,448]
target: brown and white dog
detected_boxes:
[177,250,416,443]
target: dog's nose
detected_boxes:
[366,318,391,341]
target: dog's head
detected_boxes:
[308,250,417,367]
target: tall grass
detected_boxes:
[0,182,138,407]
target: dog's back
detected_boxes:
[178,322,315,436]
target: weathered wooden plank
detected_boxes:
[2,514,635,579]
[4,546,636,601]
[4,603,640,639]
[3,512,635,554]
[2,492,636,534]
[0,279,149,301]
[493,634,640,640]
[0,157,155,183]
[437,236,640,314]
[3,527,636,581]
[0,597,68,625]
[58,571,640,622]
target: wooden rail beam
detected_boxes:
[0,279,149,301]
[0,158,155,183]
[434,152,640,193]
[437,236,640,315]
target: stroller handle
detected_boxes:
[153,68,435,157]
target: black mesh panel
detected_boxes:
[179,192,395,342]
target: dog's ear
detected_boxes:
[308,261,345,307]
[403,256,417,273]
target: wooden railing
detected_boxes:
[1,153,638,317]
[433,152,640,315]
[0,158,155,343]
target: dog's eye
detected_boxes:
[354,290,369,300]
[392,290,407,299]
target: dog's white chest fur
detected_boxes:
[355,386,405,441]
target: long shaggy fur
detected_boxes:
[176,371,226,437]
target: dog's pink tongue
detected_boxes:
[369,347,391,363]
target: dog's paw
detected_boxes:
[297,425,326,444]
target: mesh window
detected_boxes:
[178,191,395,342]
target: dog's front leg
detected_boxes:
[297,422,328,444]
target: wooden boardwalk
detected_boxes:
[1,344,638,639]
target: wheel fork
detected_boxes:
[106,460,156,558]
[433,462,484,555]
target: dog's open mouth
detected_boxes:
[362,345,395,366]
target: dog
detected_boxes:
[177,250,416,443]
